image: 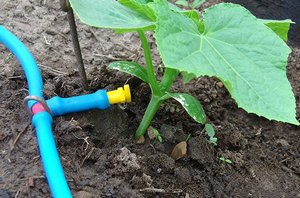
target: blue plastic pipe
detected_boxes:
[0,26,43,105]
[0,26,72,197]
[32,113,72,198]
[47,90,110,116]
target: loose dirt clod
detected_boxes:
[77,191,93,198]
[160,124,176,143]
[189,136,214,165]
[131,173,153,189]
[117,147,140,170]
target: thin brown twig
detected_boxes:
[14,190,20,198]
[94,53,123,61]
[115,42,138,54]
[38,64,68,76]
[8,76,23,80]
[80,147,95,167]
[11,123,30,151]
[138,187,183,194]
[72,133,90,151]
[19,176,45,181]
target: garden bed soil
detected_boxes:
[0,0,299,197]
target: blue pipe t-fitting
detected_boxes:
[0,25,132,198]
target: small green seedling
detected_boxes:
[185,134,191,142]
[175,0,206,9]
[205,123,217,145]
[69,0,298,140]
[218,157,232,165]
[4,52,13,63]
[152,127,163,143]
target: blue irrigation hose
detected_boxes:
[47,90,110,116]
[32,112,72,198]
[0,26,72,197]
[0,26,43,106]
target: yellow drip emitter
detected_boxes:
[107,84,131,104]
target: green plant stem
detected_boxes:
[138,30,161,96]
[135,32,179,138]
[135,96,162,138]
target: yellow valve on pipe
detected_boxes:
[107,85,131,104]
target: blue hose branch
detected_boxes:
[45,85,131,116]
[47,90,110,116]
[0,25,132,197]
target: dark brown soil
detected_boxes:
[0,0,299,197]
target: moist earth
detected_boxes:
[0,0,299,197]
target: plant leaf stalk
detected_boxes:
[137,30,161,96]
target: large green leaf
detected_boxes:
[119,0,156,20]
[108,61,148,83]
[151,1,298,125]
[260,19,294,41]
[69,0,155,31]
[167,93,206,124]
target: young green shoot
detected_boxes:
[185,134,192,142]
[219,157,233,165]
[152,127,163,143]
[205,123,217,145]
[4,52,13,63]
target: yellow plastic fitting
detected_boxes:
[107,84,131,105]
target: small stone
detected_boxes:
[135,135,145,144]
[216,82,224,88]
[204,98,210,103]
[62,27,70,34]
[147,127,156,140]
[28,177,35,188]
[276,139,290,147]
[170,141,187,160]
[77,191,93,198]
[170,106,175,113]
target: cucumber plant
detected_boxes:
[69,0,299,139]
